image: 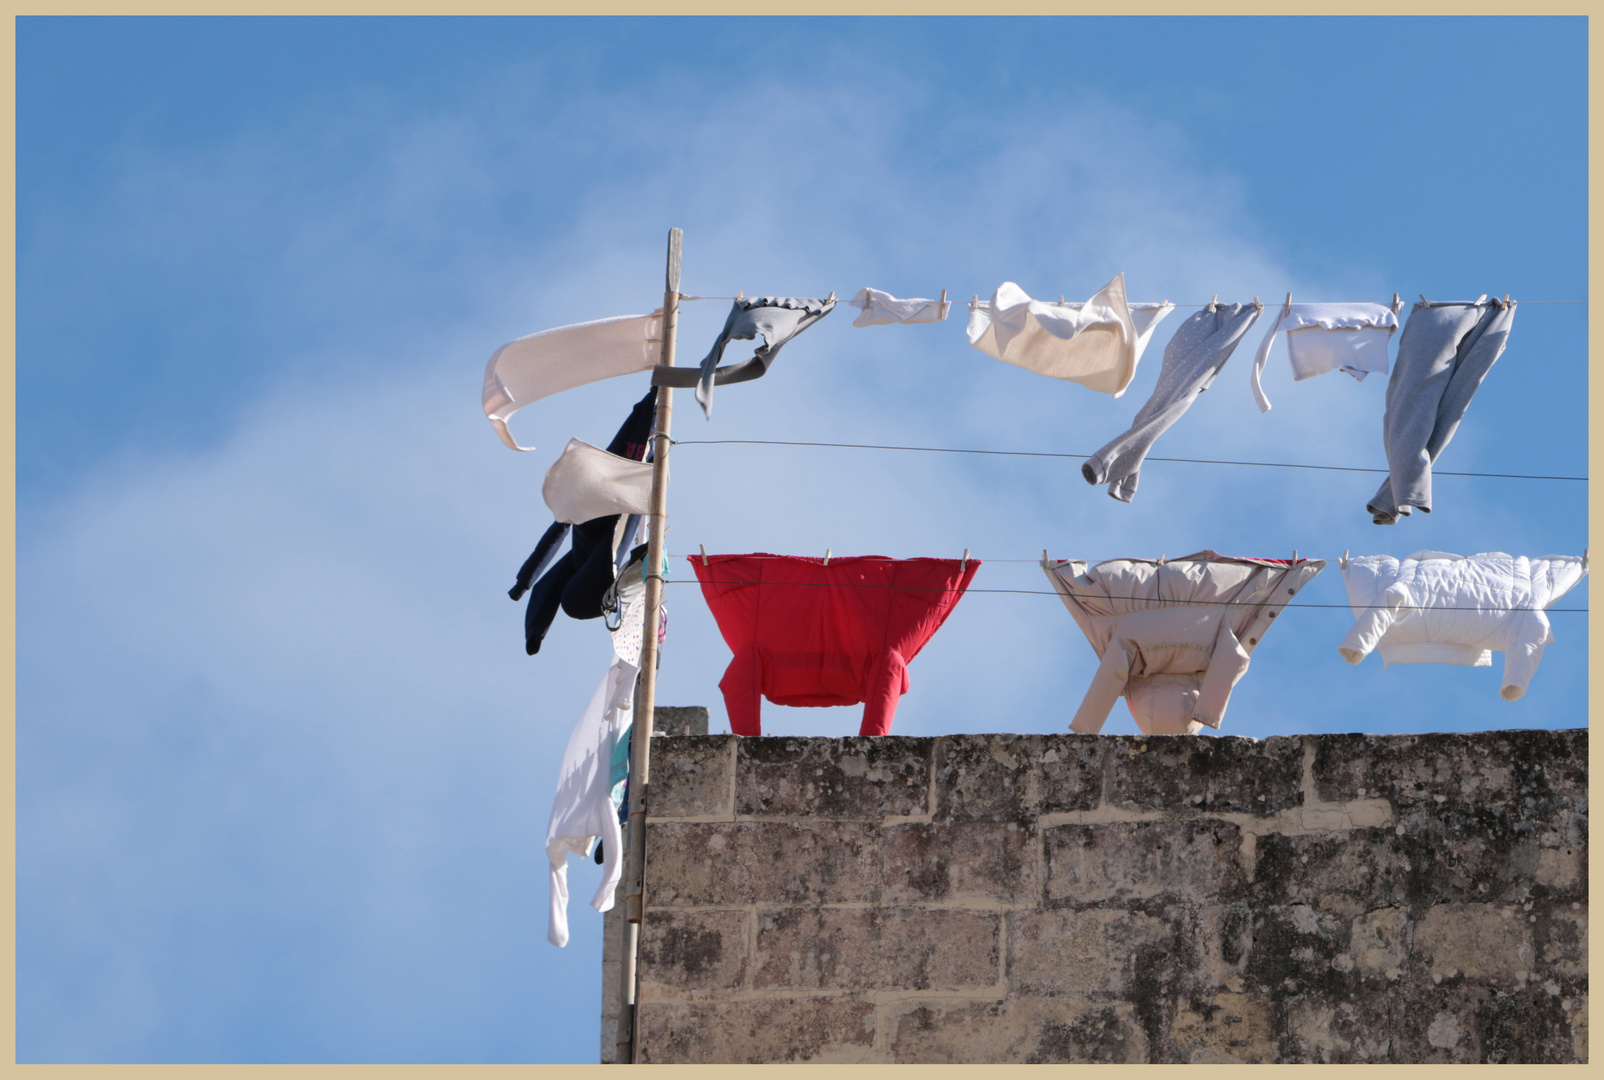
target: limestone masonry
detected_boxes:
[601,729,1587,1063]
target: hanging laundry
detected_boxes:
[1082,302,1263,502]
[1044,551,1325,735]
[653,296,837,419]
[849,287,950,326]
[1249,300,1400,412]
[546,652,638,947]
[601,543,668,667]
[1337,550,1584,700]
[966,275,1174,397]
[483,310,663,451]
[542,438,657,525]
[510,388,655,655]
[691,553,979,736]
[1366,298,1516,525]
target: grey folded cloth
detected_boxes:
[653,296,836,417]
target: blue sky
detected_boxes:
[17,15,1587,1064]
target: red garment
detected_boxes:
[691,553,980,737]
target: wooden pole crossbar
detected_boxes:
[615,226,681,1065]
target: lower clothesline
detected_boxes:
[659,577,1585,612]
[678,295,1589,307]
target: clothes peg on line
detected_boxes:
[1504,293,1512,306]
[1284,292,1292,309]
[700,544,708,567]
[1475,294,1487,305]
[1207,294,1218,313]
[1419,293,1429,307]
[1158,554,1166,565]
[827,291,835,303]
[960,548,969,572]
[1253,296,1262,312]
[1341,549,1350,569]
[938,288,949,318]
[1392,293,1402,314]
[737,291,744,300]
[1292,550,1298,564]
[823,548,831,566]
[1059,296,1065,306]
[1041,549,1049,568]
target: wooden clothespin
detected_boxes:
[1041,548,1050,568]
[1292,550,1299,564]
[827,291,835,304]
[1475,294,1487,305]
[1341,549,1349,569]
[1252,296,1262,312]
[1284,291,1293,310]
[823,548,831,566]
[736,291,744,300]
[1058,295,1065,306]
[699,544,708,567]
[1504,293,1511,307]
[1419,293,1429,307]
[938,288,949,318]
[960,548,969,572]
[1207,294,1218,313]
[1391,293,1402,314]
[1158,554,1166,565]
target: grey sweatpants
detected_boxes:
[1368,299,1516,524]
[1082,302,1263,502]
[653,296,836,418]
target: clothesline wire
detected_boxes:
[660,577,1585,613]
[669,438,1588,483]
[677,295,1588,306]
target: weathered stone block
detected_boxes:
[932,733,1040,820]
[1389,982,1491,1063]
[1034,735,1104,813]
[1045,820,1246,903]
[646,821,880,906]
[1348,906,1409,981]
[1107,734,1303,816]
[637,998,875,1063]
[1536,904,1587,980]
[753,907,998,991]
[735,736,930,818]
[1008,907,1174,998]
[1314,730,1586,814]
[637,908,750,999]
[890,998,1148,1063]
[1413,903,1534,984]
[1242,903,1354,999]
[1171,991,1276,1063]
[649,735,733,819]
[653,706,709,736]
[885,820,1035,904]
[1251,829,1416,917]
[1280,996,1393,1063]
[1478,987,1581,1064]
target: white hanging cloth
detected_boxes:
[542,438,657,525]
[849,287,951,326]
[546,653,638,947]
[1249,300,1399,412]
[482,310,663,451]
[966,274,1173,397]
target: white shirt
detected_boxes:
[483,310,663,451]
[546,654,637,947]
[967,275,1173,397]
[849,287,951,326]
[1250,301,1399,412]
[1338,551,1587,701]
[542,438,657,524]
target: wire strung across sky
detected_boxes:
[670,438,1587,483]
[678,296,1589,306]
[660,575,1586,613]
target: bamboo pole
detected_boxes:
[615,227,680,1065]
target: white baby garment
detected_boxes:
[1338,550,1587,701]
[1250,301,1399,412]
[542,438,657,525]
[546,653,637,947]
[849,287,951,326]
[967,275,1173,397]
[483,310,663,451]
[1045,551,1325,735]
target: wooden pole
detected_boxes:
[616,227,680,1065]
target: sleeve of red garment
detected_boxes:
[859,648,909,736]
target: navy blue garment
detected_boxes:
[508,386,657,655]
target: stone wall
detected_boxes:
[605,729,1586,1064]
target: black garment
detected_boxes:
[508,387,657,655]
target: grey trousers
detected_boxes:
[653,296,836,418]
[1082,302,1263,502]
[1368,299,1516,524]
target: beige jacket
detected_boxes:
[1044,551,1326,735]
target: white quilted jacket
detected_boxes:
[1338,550,1587,701]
